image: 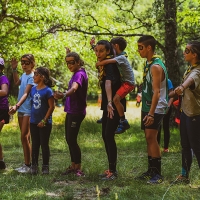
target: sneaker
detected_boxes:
[101,171,117,181]
[96,118,102,124]
[75,169,85,177]
[147,174,163,184]
[61,165,75,175]
[173,175,190,184]
[134,171,154,181]
[42,165,49,175]
[115,119,130,134]
[163,148,169,152]
[16,164,30,173]
[0,160,6,170]
[98,169,110,178]
[30,165,38,175]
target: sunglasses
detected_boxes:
[66,60,76,66]
[34,72,41,77]
[138,45,144,50]
[21,60,31,65]
[184,48,193,54]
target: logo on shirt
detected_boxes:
[33,92,41,109]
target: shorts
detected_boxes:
[18,112,31,117]
[0,108,10,124]
[141,111,164,130]
[116,82,134,99]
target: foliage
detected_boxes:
[1,104,200,199]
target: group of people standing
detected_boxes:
[0,35,200,186]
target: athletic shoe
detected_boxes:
[115,119,130,134]
[163,148,169,152]
[173,175,190,184]
[30,165,38,175]
[98,169,110,178]
[96,118,102,124]
[147,174,163,184]
[61,166,75,175]
[42,165,49,175]
[16,164,30,173]
[75,169,85,177]
[0,160,6,170]
[134,171,154,181]
[101,171,117,181]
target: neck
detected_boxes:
[146,52,155,62]
[36,82,46,89]
[190,60,200,66]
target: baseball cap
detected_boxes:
[0,58,4,65]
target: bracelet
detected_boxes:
[108,100,112,103]
[12,68,18,72]
[147,114,154,118]
[41,119,46,126]
[180,84,185,90]
[15,104,20,110]
[63,93,66,99]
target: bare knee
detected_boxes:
[113,95,121,106]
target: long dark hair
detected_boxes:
[188,41,200,60]
[36,67,54,87]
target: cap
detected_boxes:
[0,58,4,65]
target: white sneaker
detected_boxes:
[15,164,30,173]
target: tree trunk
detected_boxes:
[164,0,180,88]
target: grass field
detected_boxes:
[0,102,200,200]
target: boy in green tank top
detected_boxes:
[134,35,168,184]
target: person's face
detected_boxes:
[65,57,80,73]
[183,45,196,63]
[33,70,43,84]
[137,43,149,58]
[21,58,34,74]
[94,44,110,61]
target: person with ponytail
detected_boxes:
[173,41,200,184]
[29,67,55,175]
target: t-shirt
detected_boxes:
[64,68,88,115]
[101,63,126,111]
[0,75,9,109]
[181,65,200,117]
[18,72,34,114]
[168,79,173,91]
[30,86,53,124]
[114,55,135,85]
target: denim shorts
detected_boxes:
[18,112,31,117]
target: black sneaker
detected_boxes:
[134,171,154,181]
[115,119,130,134]
[101,171,118,181]
[99,169,110,178]
[173,175,190,184]
[147,174,163,184]
[0,160,6,170]
[42,165,49,175]
[96,118,102,124]
[30,165,38,175]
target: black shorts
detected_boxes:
[0,108,10,124]
[141,111,164,130]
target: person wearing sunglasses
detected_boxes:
[9,54,35,173]
[135,35,168,184]
[172,41,200,184]
[54,51,88,177]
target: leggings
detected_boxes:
[30,123,52,166]
[102,110,120,171]
[65,113,85,164]
[180,111,200,175]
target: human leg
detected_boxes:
[18,115,31,166]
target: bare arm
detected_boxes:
[53,82,79,99]
[37,96,55,127]
[175,77,194,95]
[8,84,33,115]
[11,58,21,86]
[0,84,8,97]
[105,80,114,119]
[96,59,116,67]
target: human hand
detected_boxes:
[174,85,184,96]
[37,121,45,128]
[53,91,64,100]
[65,47,71,54]
[107,102,114,119]
[143,114,154,127]
[11,58,18,70]
[8,105,17,115]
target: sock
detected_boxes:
[120,115,125,121]
[25,164,31,167]
[109,162,116,173]
[181,167,188,177]
[148,156,152,172]
[151,157,161,175]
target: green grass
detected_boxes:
[1,105,200,200]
